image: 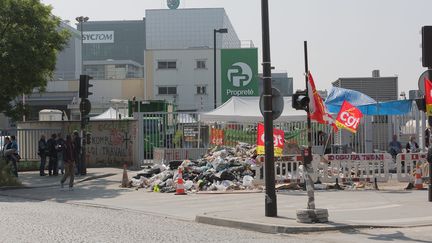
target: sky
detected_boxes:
[41,0,432,95]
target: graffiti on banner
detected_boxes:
[256,123,284,156]
[326,153,385,161]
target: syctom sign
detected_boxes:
[221,48,258,102]
[83,31,114,44]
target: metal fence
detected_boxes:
[5,104,421,164]
[1,128,64,161]
[135,106,422,162]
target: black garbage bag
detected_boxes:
[168,160,183,170]
[220,171,236,181]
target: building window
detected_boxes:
[158,61,177,69]
[158,86,177,95]
[196,60,206,69]
[196,86,207,95]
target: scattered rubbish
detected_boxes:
[130,143,262,193]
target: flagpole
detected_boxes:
[322,126,332,155]
[303,41,315,210]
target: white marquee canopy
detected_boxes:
[200,96,306,122]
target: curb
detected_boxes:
[195,214,398,234]
[0,173,117,191]
[196,190,263,195]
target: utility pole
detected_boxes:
[261,0,277,217]
[76,16,89,175]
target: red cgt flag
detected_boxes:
[256,123,284,157]
[307,72,338,131]
[335,100,363,133]
[425,78,432,116]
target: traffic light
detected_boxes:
[422,26,432,68]
[292,90,310,111]
[79,75,93,99]
[415,98,426,112]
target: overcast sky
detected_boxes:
[41,0,432,95]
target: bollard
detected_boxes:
[334,178,342,190]
[374,177,379,190]
[301,178,307,191]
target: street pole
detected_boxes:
[261,0,277,217]
[429,69,432,202]
[304,41,315,210]
[76,16,89,175]
[213,29,217,109]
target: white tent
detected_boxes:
[91,107,127,120]
[200,96,306,122]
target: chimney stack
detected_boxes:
[372,70,380,78]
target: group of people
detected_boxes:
[38,131,82,190]
[388,134,420,157]
[2,135,20,177]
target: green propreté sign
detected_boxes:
[221,48,259,103]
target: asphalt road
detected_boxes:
[1,195,431,243]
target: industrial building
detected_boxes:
[6,6,278,125]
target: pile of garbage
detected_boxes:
[130,143,261,193]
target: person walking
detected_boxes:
[47,133,58,176]
[72,131,81,176]
[61,135,75,190]
[38,135,48,176]
[56,133,66,175]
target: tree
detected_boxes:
[0,0,70,118]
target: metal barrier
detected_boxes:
[255,154,320,184]
[153,148,208,164]
[396,153,428,182]
[1,128,63,161]
[320,153,391,183]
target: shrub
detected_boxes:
[0,159,21,187]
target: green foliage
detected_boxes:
[0,159,21,187]
[0,0,71,117]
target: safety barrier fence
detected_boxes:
[255,153,394,184]
[396,153,430,182]
[319,153,391,183]
[254,155,320,184]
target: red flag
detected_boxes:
[256,123,284,157]
[335,100,363,133]
[210,128,224,145]
[307,72,338,131]
[425,78,432,116]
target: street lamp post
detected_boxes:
[75,16,89,73]
[213,28,228,109]
[76,16,89,175]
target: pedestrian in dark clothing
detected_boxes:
[5,136,19,177]
[3,137,18,177]
[61,135,75,190]
[47,133,58,176]
[38,135,48,176]
[72,131,81,175]
[406,136,420,153]
[56,133,66,175]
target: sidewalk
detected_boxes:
[0,168,120,190]
[1,168,432,234]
